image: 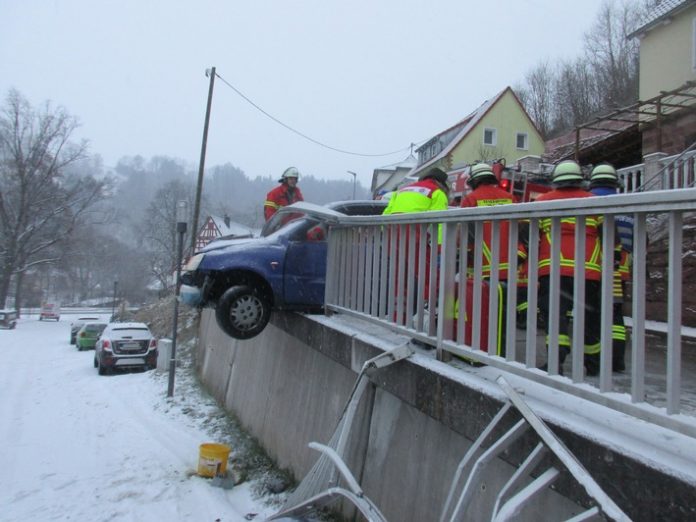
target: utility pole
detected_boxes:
[190,66,216,254]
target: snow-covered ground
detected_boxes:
[0,312,280,521]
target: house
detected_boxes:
[408,87,544,187]
[628,0,696,155]
[370,153,417,199]
[194,215,253,252]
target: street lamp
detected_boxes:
[347,170,357,200]
[168,200,188,398]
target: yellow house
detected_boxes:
[630,0,696,101]
[628,0,696,155]
[410,86,544,180]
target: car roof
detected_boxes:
[277,200,387,221]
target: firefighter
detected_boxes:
[460,162,527,355]
[383,167,449,323]
[383,167,449,216]
[264,167,304,222]
[590,163,633,372]
[536,160,602,376]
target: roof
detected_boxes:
[376,153,417,171]
[209,216,253,237]
[411,86,538,176]
[628,0,696,38]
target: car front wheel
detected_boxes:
[215,285,271,340]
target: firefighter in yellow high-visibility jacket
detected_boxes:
[383,167,449,314]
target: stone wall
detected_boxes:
[195,310,696,521]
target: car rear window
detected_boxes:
[111,328,150,335]
[85,324,106,332]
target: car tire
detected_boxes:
[93,356,98,368]
[97,357,108,375]
[215,285,271,340]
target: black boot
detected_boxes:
[585,353,600,376]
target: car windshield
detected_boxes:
[111,327,150,335]
[260,210,308,238]
[84,324,106,333]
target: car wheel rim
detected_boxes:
[229,294,264,331]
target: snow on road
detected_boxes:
[0,313,276,521]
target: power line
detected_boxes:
[215,71,421,158]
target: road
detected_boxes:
[0,312,275,521]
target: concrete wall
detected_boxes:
[195,310,696,521]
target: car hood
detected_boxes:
[199,236,258,253]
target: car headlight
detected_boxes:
[184,253,204,271]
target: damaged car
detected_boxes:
[180,200,386,340]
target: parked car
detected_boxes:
[180,200,387,340]
[76,322,108,351]
[94,322,158,375]
[0,309,17,329]
[39,302,61,321]
[70,316,101,344]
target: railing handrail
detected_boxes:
[325,188,696,439]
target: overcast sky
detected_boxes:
[0,0,608,188]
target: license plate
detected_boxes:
[115,358,145,366]
[121,342,142,351]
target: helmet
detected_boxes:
[467,162,497,188]
[552,160,583,186]
[589,163,619,188]
[279,166,300,183]
[420,167,448,186]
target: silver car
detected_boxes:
[93,322,158,375]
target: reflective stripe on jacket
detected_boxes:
[460,184,524,280]
[536,188,602,280]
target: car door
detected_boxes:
[282,220,328,306]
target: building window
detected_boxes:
[516,132,529,150]
[483,128,497,146]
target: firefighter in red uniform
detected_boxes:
[459,163,526,355]
[536,160,602,376]
[264,167,304,221]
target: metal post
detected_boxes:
[190,66,216,254]
[111,281,118,320]
[168,201,188,398]
[347,171,357,200]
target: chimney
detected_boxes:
[223,214,231,227]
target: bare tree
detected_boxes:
[138,179,197,293]
[516,61,556,138]
[583,0,644,108]
[553,58,602,130]
[0,89,105,308]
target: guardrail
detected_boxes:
[325,188,696,439]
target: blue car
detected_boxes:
[180,200,387,339]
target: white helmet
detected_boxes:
[279,166,300,182]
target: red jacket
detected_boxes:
[535,188,602,280]
[461,184,523,280]
[264,183,304,221]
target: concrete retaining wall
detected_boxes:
[195,310,696,521]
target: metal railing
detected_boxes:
[325,188,696,438]
[618,149,696,193]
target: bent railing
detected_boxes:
[325,188,696,439]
